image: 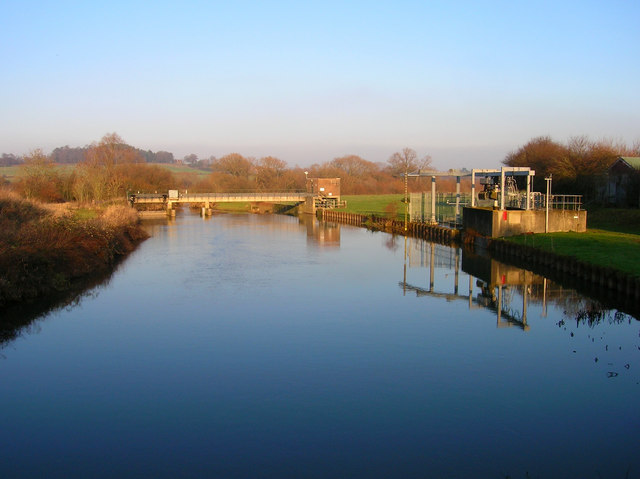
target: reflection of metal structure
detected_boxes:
[398,239,578,331]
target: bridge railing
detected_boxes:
[181,189,307,195]
[180,192,308,200]
[128,190,311,204]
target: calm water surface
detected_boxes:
[1,212,638,478]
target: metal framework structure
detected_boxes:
[405,167,537,221]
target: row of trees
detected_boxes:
[2,146,176,166]
[9,134,436,202]
[191,147,434,194]
[504,136,640,201]
[50,145,176,164]
[15,134,174,202]
[7,132,638,204]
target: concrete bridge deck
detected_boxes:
[128,191,316,216]
[129,192,309,204]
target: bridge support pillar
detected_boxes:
[167,201,175,217]
[303,195,316,215]
[201,202,213,216]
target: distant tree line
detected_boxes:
[0,153,22,167]
[4,133,438,202]
[5,132,639,204]
[49,145,175,164]
[1,145,176,165]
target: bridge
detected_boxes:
[128,191,319,216]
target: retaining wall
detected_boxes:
[320,209,461,245]
[463,207,587,237]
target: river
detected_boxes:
[1,211,638,478]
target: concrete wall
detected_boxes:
[463,207,587,237]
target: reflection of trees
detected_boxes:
[556,301,629,328]
[384,234,400,252]
[0,262,118,350]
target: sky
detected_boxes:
[1,0,639,170]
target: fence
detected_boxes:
[507,193,583,211]
[409,192,471,227]
[409,192,583,227]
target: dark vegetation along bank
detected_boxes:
[0,192,148,310]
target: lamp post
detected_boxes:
[545,174,552,233]
[404,168,408,232]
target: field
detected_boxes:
[154,163,211,178]
[340,194,405,217]
[1,164,81,183]
[0,165,24,182]
[0,163,210,184]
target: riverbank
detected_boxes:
[319,202,640,312]
[0,193,148,308]
[503,230,640,278]
[333,198,640,275]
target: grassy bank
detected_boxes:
[340,194,405,217]
[507,230,640,277]
[504,207,640,278]
[336,196,640,277]
[0,193,148,307]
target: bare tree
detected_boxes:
[20,149,61,201]
[387,148,432,176]
[256,156,288,189]
[78,133,143,201]
[212,153,253,177]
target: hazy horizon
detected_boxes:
[2,0,638,170]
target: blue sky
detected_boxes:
[1,0,638,169]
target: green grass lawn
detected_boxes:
[340,194,406,217]
[1,164,81,182]
[508,229,640,277]
[213,202,250,212]
[156,163,211,177]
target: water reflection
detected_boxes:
[299,214,341,248]
[397,235,638,329]
[1,212,638,478]
[0,263,119,351]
